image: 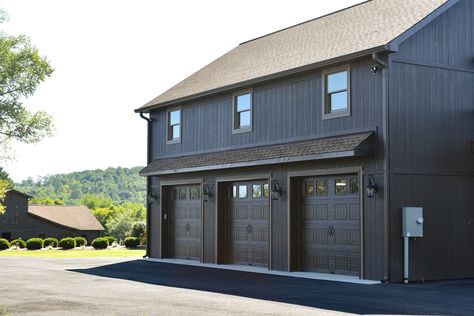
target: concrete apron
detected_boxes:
[143,258,380,285]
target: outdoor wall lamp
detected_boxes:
[370,65,380,74]
[366,175,377,198]
[148,187,159,203]
[271,180,282,200]
[202,184,211,202]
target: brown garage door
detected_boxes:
[227,181,270,267]
[301,174,360,276]
[167,185,201,261]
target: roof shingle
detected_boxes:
[28,205,105,231]
[140,132,373,176]
[138,0,448,111]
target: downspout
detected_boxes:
[372,52,390,282]
[140,112,152,258]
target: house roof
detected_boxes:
[28,205,105,231]
[6,189,32,199]
[137,0,449,112]
[140,131,373,176]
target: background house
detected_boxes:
[1,189,104,242]
[136,0,474,282]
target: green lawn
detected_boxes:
[0,248,145,258]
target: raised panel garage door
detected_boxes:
[301,174,360,276]
[168,185,201,261]
[227,181,270,267]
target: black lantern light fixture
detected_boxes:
[366,175,377,198]
[271,180,282,200]
[202,184,211,202]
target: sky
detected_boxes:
[0,0,363,182]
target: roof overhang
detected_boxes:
[140,131,374,177]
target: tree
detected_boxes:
[130,222,146,244]
[0,179,8,214]
[0,9,54,160]
[0,166,13,188]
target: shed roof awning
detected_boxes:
[140,132,373,176]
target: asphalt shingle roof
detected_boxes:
[28,205,105,231]
[140,132,373,176]
[138,0,447,111]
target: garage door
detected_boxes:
[227,181,270,267]
[301,174,360,275]
[168,185,201,261]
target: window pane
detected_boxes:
[236,93,251,112]
[252,185,262,198]
[305,182,314,195]
[169,110,180,125]
[263,184,269,198]
[232,186,238,198]
[327,71,347,93]
[335,179,348,195]
[239,111,250,127]
[350,178,359,194]
[238,185,247,198]
[316,180,328,195]
[330,91,348,111]
[172,124,180,139]
[190,187,200,199]
[179,188,186,199]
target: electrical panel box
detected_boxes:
[402,207,424,237]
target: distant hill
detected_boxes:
[15,166,146,205]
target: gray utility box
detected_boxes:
[402,207,424,237]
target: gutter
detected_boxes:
[139,112,152,259]
[372,52,390,282]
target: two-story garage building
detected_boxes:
[136,0,474,282]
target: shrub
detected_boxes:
[44,238,59,248]
[74,237,87,247]
[91,238,108,250]
[0,238,10,250]
[10,239,26,249]
[26,238,44,250]
[58,238,76,250]
[103,236,115,245]
[131,222,146,243]
[124,237,139,248]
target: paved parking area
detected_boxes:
[0,257,473,315]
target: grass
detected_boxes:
[0,247,145,258]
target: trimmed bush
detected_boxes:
[91,238,108,250]
[0,238,10,250]
[58,238,76,250]
[44,238,59,248]
[124,237,140,248]
[103,236,115,245]
[26,238,44,250]
[10,239,26,249]
[74,237,87,247]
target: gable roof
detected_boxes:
[137,0,450,112]
[140,132,373,176]
[28,205,105,231]
[6,189,32,199]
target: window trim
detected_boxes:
[166,106,182,145]
[232,89,253,134]
[322,65,351,120]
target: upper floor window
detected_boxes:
[323,67,350,119]
[233,90,252,133]
[167,108,181,144]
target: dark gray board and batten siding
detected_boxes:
[148,57,387,280]
[388,0,474,282]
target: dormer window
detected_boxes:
[323,66,351,119]
[233,90,252,133]
[167,108,181,144]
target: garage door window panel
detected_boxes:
[335,179,348,195]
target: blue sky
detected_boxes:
[0,0,362,182]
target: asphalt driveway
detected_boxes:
[0,257,473,315]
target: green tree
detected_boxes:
[0,9,54,160]
[105,202,145,240]
[80,194,112,210]
[91,206,116,229]
[0,179,8,214]
[0,166,13,188]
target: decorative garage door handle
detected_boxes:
[246,224,253,233]
[328,225,335,237]
[185,223,191,232]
